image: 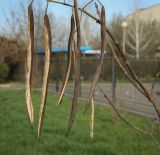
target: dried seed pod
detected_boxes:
[25,4,34,127]
[73,42,77,75]
[90,98,95,143]
[67,0,81,135]
[58,15,75,105]
[83,6,106,114]
[67,41,78,135]
[38,14,52,139]
[74,0,81,97]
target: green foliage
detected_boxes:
[0,63,9,82]
[0,90,159,155]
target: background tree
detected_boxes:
[109,14,124,44]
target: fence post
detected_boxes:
[55,54,60,92]
[78,55,81,97]
[112,55,116,104]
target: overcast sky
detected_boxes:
[0,0,160,34]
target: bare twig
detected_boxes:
[99,84,160,150]
[106,34,160,118]
[77,0,94,30]
[97,4,160,119]
[143,124,160,150]
[94,1,147,97]
[105,35,146,96]
[82,0,94,10]
[83,6,106,114]
[94,2,101,17]
[45,1,49,15]
[30,0,34,6]
[48,0,100,23]
[96,0,103,6]
[98,85,148,135]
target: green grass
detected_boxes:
[0,90,159,155]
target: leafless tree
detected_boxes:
[125,0,157,60]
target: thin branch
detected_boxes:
[82,0,94,10]
[97,85,148,135]
[94,2,101,17]
[95,3,160,119]
[48,0,100,23]
[106,34,160,118]
[83,6,106,114]
[96,0,103,6]
[143,124,160,150]
[105,34,146,96]
[45,1,49,15]
[98,84,160,150]
[30,0,35,6]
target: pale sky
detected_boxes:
[0,0,160,34]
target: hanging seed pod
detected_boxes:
[38,14,52,139]
[83,6,106,114]
[90,98,95,143]
[74,0,81,97]
[25,4,34,127]
[58,15,75,105]
[67,41,78,135]
[67,0,81,135]
[73,42,77,75]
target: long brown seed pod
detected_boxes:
[25,4,34,127]
[74,0,81,96]
[67,41,78,135]
[67,0,81,135]
[38,14,52,139]
[90,98,95,143]
[83,6,106,114]
[58,15,75,105]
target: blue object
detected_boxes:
[37,46,92,54]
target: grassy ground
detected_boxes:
[0,90,159,155]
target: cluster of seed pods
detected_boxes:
[25,0,107,141]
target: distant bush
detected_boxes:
[0,63,9,83]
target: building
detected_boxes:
[125,4,160,59]
[126,4,160,22]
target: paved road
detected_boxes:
[0,82,159,118]
[49,83,160,118]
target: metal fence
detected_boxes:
[48,82,159,118]
[46,56,160,118]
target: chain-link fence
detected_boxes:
[37,55,160,118]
